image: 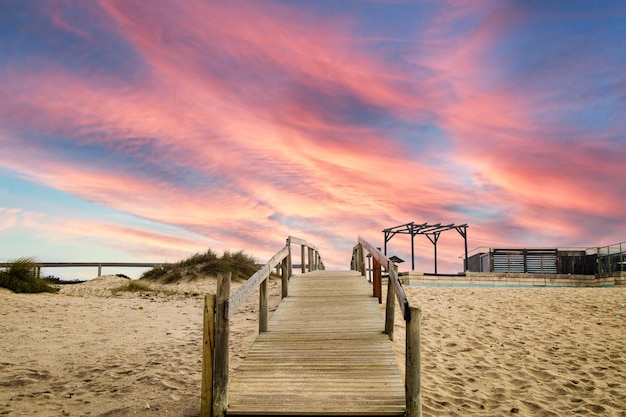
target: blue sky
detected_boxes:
[1,0,625,279]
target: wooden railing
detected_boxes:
[201,236,323,417]
[0,262,170,279]
[352,236,422,417]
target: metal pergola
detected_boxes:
[383,222,469,273]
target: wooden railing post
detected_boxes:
[213,272,231,417]
[260,277,268,332]
[281,258,289,299]
[301,245,306,273]
[287,241,293,278]
[372,249,382,303]
[406,306,422,417]
[357,244,365,277]
[201,295,216,417]
[384,268,395,340]
[308,247,314,272]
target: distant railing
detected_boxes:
[0,262,170,278]
[201,236,323,417]
[351,236,422,417]
[594,241,626,275]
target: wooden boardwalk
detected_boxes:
[227,270,405,416]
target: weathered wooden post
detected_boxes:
[98,263,102,277]
[287,239,293,278]
[358,244,366,277]
[308,247,314,272]
[260,277,268,332]
[406,306,422,417]
[384,266,396,340]
[213,273,231,417]
[301,244,306,273]
[372,250,382,303]
[201,295,216,417]
[281,257,289,299]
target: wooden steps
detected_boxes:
[227,270,405,416]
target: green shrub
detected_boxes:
[0,257,59,293]
[110,280,153,294]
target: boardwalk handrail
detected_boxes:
[201,236,324,417]
[352,236,422,417]
[228,246,289,319]
[357,237,410,321]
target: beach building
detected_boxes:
[396,237,625,287]
[466,242,626,277]
[382,221,625,286]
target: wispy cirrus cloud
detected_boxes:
[1,0,625,272]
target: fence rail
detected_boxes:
[0,262,170,278]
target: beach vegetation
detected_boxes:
[42,276,86,285]
[110,280,154,294]
[140,249,259,283]
[0,257,59,293]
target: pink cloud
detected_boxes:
[2,1,624,271]
[402,5,626,245]
[0,207,23,232]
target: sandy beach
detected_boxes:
[1,276,625,416]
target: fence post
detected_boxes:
[281,258,289,299]
[308,247,314,272]
[288,246,293,278]
[260,277,268,332]
[213,272,231,417]
[201,295,216,417]
[372,250,382,303]
[358,245,366,277]
[406,306,422,417]
[384,269,395,340]
[301,245,306,273]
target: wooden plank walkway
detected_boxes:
[227,270,405,416]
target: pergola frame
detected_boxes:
[383,222,469,273]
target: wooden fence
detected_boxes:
[201,236,323,417]
[352,236,422,417]
[0,262,170,279]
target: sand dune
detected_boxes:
[1,277,624,416]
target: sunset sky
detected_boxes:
[1,0,625,279]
